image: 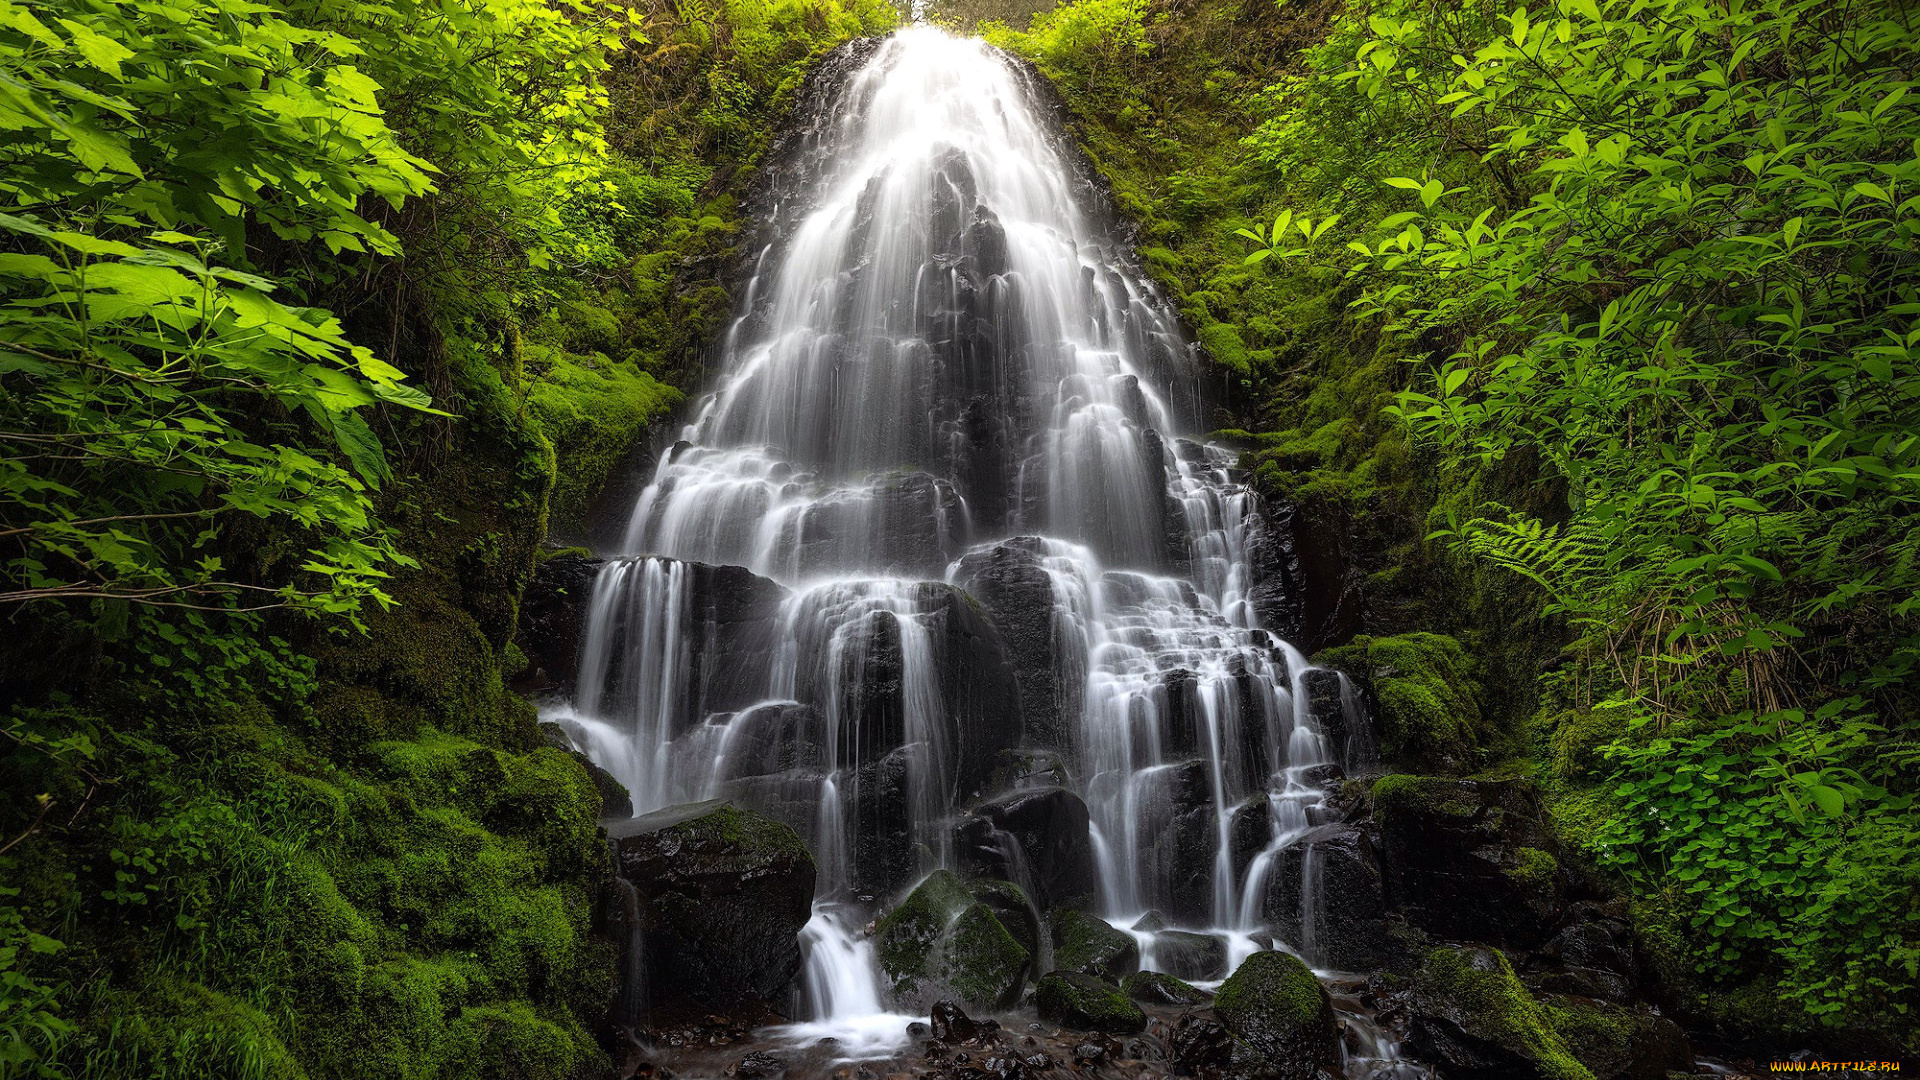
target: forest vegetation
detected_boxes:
[1,0,1915,1073]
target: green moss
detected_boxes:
[1506,847,1558,894]
[1035,971,1146,1033]
[1049,908,1139,981]
[1213,950,1330,1049]
[1415,947,1594,1080]
[1318,632,1485,773]
[874,871,1030,1010]
[1368,774,1480,823]
[1120,969,1211,1005]
[525,347,682,534]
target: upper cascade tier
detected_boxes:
[623,26,1213,580]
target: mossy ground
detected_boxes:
[1415,947,1594,1080]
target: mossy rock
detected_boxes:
[1035,971,1145,1033]
[1121,969,1211,1005]
[1405,946,1595,1080]
[1049,907,1139,981]
[1316,632,1484,773]
[1544,995,1691,1080]
[610,801,817,1008]
[874,870,1031,1012]
[1213,951,1339,1080]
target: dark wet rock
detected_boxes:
[727,1050,787,1078]
[714,701,825,780]
[609,800,816,1010]
[875,870,1031,1012]
[1121,969,1212,1006]
[1544,993,1690,1080]
[1527,904,1640,1004]
[930,999,980,1043]
[792,471,964,578]
[1035,972,1145,1034]
[1370,775,1564,947]
[1050,908,1139,982]
[1165,1011,1242,1077]
[1403,945,1594,1080]
[849,745,919,897]
[1228,794,1274,880]
[1242,497,1305,644]
[950,538,1080,751]
[1131,910,1168,933]
[955,786,1097,911]
[1301,668,1373,771]
[1261,823,1390,971]
[1213,951,1340,1080]
[927,582,1027,801]
[981,747,1072,793]
[1137,759,1219,922]
[512,551,602,696]
[576,558,791,734]
[1154,930,1228,982]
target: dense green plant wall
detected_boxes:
[992,0,1918,1051]
[0,0,891,1075]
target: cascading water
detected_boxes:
[551,21,1390,1065]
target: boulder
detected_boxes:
[1261,823,1389,970]
[874,870,1031,1012]
[1403,945,1595,1080]
[609,800,816,1010]
[1369,775,1564,947]
[968,878,1042,962]
[955,786,1098,911]
[1153,930,1228,982]
[711,701,824,782]
[1543,994,1691,1080]
[1035,972,1146,1034]
[1212,951,1340,1080]
[1528,903,1640,1003]
[1121,970,1211,1006]
[1050,909,1139,982]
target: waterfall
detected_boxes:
[556,22,1364,1043]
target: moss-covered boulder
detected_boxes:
[1405,946,1595,1080]
[1315,632,1483,773]
[1049,908,1139,981]
[1370,774,1564,946]
[1121,969,1211,1005]
[609,800,815,1010]
[1544,995,1691,1080]
[1035,971,1146,1033]
[873,870,1031,1012]
[1212,951,1340,1080]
